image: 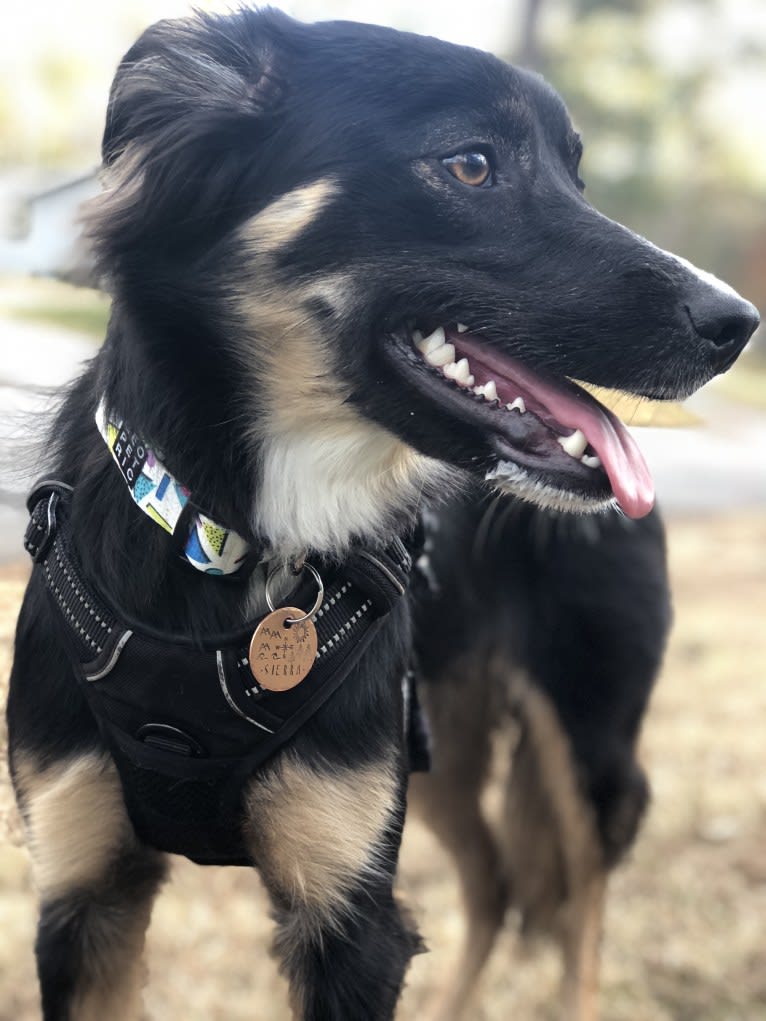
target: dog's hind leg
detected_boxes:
[502,680,607,1021]
[558,873,606,1021]
[245,751,421,1021]
[500,506,670,1021]
[12,750,167,1021]
[408,662,508,1021]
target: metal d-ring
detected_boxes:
[265,561,324,624]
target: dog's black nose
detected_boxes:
[687,287,760,373]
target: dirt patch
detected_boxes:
[1,514,765,1020]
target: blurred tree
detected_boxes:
[519,0,545,68]
[511,0,766,337]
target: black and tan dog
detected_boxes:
[6,9,757,1021]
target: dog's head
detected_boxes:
[87,10,758,553]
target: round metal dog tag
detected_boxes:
[248,608,318,691]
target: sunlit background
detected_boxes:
[3,0,766,301]
[1,3,765,1020]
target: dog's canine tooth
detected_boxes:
[425,342,455,367]
[557,428,588,458]
[581,453,602,469]
[420,326,446,354]
[456,323,469,333]
[482,380,498,402]
[507,397,526,413]
[412,329,424,347]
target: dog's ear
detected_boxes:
[85,9,288,268]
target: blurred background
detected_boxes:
[0,2,765,1019]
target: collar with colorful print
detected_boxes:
[95,400,251,576]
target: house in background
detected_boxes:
[0,170,99,285]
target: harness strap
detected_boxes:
[26,481,118,661]
[25,480,411,671]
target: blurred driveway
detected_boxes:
[1,316,765,563]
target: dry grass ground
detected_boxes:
[1,513,765,1021]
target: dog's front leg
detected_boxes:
[245,747,420,1020]
[11,749,166,1021]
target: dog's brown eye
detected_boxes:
[442,152,492,187]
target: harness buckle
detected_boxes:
[345,540,412,613]
[24,481,73,563]
[136,723,206,758]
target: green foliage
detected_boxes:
[9,302,108,340]
[1,277,109,342]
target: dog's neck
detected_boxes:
[55,347,438,632]
[88,308,445,561]
[90,383,436,568]
[253,419,442,560]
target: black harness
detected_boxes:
[25,480,426,866]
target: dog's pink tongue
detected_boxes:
[543,389,655,519]
[454,338,655,518]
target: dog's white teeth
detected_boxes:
[415,326,474,388]
[425,342,455,367]
[444,357,472,385]
[418,326,447,355]
[482,380,498,402]
[557,428,588,458]
[581,453,602,469]
[456,323,469,333]
[507,397,526,413]
[454,358,473,384]
[473,380,498,402]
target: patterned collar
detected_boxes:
[95,400,252,576]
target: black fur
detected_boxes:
[7,9,757,1019]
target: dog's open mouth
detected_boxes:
[390,323,655,518]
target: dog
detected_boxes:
[6,9,758,1021]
